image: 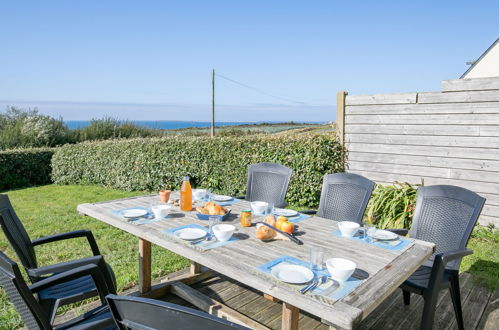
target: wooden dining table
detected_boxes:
[77,193,435,330]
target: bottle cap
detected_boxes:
[183,176,190,181]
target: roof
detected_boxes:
[461,38,499,78]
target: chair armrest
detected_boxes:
[28,256,117,293]
[440,248,473,267]
[427,248,473,292]
[234,195,246,200]
[29,264,111,304]
[386,228,408,236]
[32,229,100,256]
[28,255,103,278]
[301,210,317,215]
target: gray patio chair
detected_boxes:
[0,194,116,323]
[106,294,249,330]
[0,251,116,329]
[303,173,375,224]
[236,162,292,208]
[395,185,485,330]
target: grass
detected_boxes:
[0,184,189,329]
[0,184,497,329]
[460,225,499,290]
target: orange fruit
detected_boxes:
[281,221,294,234]
[275,219,286,230]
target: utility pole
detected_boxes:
[211,69,215,137]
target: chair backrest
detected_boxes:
[106,294,248,330]
[410,185,485,270]
[0,194,37,270]
[0,251,51,330]
[317,173,375,224]
[245,162,292,208]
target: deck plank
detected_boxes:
[478,287,499,330]
[54,269,497,330]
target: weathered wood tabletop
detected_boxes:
[77,193,435,330]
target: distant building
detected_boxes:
[461,38,499,78]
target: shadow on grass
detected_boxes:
[465,259,499,291]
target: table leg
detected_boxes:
[139,238,152,294]
[190,261,201,274]
[282,302,299,330]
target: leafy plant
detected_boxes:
[70,117,162,141]
[0,148,54,191]
[51,135,345,207]
[365,182,419,229]
[0,107,70,149]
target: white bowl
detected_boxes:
[326,258,357,282]
[192,189,207,200]
[212,224,236,242]
[338,221,360,237]
[151,205,171,218]
[250,201,268,215]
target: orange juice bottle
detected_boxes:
[180,176,192,211]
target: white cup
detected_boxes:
[151,205,171,219]
[250,201,268,215]
[212,224,236,242]
[192,189,207,201]
[338,221,360,237]
[326,258,357,282]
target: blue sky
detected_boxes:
[0,1,498,122]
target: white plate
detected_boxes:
[274,208,299,217]
[369,229,399,241]
[121,209,148,218]
[212,195,232,202]
[174,228,207,241]
[271,264,314,284]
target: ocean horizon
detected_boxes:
[65,120,322,130]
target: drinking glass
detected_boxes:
[363,222,376,242]
[310,246,325,271]
[265,202,274,216]
[208,215,220,241]
[204,189,212,201]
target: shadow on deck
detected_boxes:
[56,271,497,329]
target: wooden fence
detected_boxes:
[337,77,499,227]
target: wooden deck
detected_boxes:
[56,270,497,329]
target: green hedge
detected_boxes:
[51,135,344,206]
[0,148,54,191]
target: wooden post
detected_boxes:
[336,90,347,145]
[138,238,152,294]
[211,69,215,137]
[190,261,201,275]
[282,302,299,330]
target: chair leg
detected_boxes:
[403,289,411,305]
[420,294,438,330]
[449,275,464,330]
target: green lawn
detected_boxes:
[0,185,189,329]
[0,185,497,329]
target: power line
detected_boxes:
[215,73,309,105]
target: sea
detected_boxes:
[64,120,315,130]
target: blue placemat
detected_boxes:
[212,198,240,206]
[252,212,310,223]
[257,256,363,301]
[330,230,413,251]
[111,207,169,225]
[193,197,240,206]
[287,213,311,224]
[163,224,239,250]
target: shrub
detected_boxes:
[0,107,70,150]
[0,148,54,190]
[365,182,419,229]
[70,117,162,141]
[51,135,344,207]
